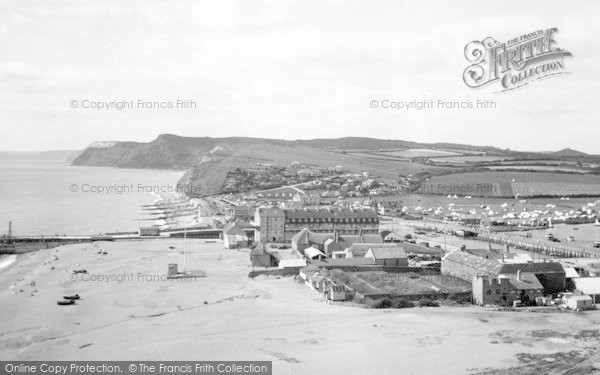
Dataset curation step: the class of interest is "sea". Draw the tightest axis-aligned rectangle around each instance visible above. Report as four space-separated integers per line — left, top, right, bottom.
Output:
0 159 184 236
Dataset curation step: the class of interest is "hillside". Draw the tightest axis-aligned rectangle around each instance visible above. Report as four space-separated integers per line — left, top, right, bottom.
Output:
71 134 507 169
69 134 600 197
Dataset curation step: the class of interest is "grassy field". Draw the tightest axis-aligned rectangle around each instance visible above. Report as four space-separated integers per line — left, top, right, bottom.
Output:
487 165 588 173
376 149 461 158
426 172 600 197
430 155 514 163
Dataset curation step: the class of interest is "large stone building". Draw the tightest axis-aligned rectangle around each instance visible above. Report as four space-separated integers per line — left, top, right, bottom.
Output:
257 207 379 243
256 208 286 242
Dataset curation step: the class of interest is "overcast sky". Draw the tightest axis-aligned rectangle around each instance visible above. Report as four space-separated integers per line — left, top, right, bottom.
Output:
1 0 598 153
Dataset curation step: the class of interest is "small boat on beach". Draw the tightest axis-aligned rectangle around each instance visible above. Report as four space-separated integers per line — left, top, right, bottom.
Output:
57 300 75 306
567 236 575 242
63 294 80 300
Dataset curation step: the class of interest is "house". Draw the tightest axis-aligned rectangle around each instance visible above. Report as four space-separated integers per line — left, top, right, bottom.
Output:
500 262 566 294
223 222 249 249
473 271 544 306
365 246 408 267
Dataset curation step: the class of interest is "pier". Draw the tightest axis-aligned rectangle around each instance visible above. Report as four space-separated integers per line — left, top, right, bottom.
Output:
1 224 225 254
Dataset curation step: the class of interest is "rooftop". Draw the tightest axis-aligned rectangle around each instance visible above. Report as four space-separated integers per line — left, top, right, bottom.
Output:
284 207 378 220
500 262 565 274
501 272 543 290
443 251 504 275
347 243 399 257
367 246 407 260
573 277 600 294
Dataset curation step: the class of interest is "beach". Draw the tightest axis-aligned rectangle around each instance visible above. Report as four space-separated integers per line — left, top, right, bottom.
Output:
2 240 600 373
0 255 17 271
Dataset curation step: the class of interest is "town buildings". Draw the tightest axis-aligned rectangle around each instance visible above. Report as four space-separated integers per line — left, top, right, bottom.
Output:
442 251 566 294
290 228 382 256
257 207 379 242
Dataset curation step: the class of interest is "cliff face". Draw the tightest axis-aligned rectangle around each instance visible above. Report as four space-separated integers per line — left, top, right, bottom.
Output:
71 135 222 169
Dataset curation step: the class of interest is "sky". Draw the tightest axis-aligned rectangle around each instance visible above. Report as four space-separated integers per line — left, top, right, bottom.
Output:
0 0 598 153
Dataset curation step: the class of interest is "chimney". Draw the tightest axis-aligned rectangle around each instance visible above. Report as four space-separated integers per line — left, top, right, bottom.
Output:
334 231 339 243
516 269 521 282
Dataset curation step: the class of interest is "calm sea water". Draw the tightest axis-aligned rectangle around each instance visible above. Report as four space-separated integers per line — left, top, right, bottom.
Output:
0 160 183 236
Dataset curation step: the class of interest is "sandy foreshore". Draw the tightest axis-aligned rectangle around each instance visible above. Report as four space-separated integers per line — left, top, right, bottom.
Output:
1 240 600 374
0 254 17 271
